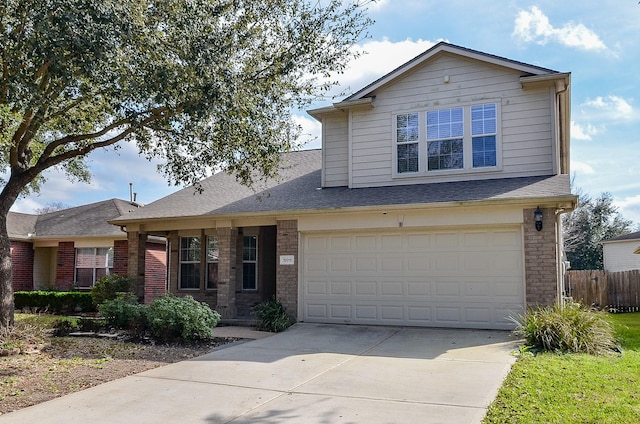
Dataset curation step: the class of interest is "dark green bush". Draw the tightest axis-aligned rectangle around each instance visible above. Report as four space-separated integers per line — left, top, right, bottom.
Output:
52 318 78 336
145 294 221 342
14 291 96 314
254 297 294 333
77 317 107 333
91 275 134 305
511 302 617 355
98 293 146 330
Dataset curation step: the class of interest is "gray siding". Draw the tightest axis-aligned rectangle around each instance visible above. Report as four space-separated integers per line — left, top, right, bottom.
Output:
322 113 349 187
332 54 556 188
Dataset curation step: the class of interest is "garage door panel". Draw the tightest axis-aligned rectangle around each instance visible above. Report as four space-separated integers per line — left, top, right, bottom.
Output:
301 228 524 329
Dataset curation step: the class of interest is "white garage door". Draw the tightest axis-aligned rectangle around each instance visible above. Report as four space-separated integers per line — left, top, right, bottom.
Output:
300 227 524 329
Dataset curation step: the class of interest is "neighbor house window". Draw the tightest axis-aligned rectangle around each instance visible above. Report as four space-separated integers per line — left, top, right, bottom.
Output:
393 102 499 175
179 237 200 289
75 247 113 288
242 235 257 290
206 236 219 290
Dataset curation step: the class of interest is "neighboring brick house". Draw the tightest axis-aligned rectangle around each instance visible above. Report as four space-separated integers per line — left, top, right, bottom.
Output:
112 43 578 329
8 199 167 303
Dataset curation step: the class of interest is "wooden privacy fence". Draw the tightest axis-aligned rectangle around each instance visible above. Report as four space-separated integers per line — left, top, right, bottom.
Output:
564 270 640 311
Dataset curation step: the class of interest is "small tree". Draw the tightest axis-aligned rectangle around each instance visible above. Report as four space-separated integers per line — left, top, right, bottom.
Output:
563 190 633 270
0 0 373 327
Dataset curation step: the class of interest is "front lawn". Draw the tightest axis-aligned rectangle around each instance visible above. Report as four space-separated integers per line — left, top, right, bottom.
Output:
484 312 640 423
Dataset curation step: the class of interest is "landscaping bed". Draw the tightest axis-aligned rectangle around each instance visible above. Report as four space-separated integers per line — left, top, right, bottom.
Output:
0 315 239 415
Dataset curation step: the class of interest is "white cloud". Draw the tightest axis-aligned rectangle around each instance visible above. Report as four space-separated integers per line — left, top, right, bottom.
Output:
363 0 389 12
571 161 595 174
614 194 640 225
571 121 598 141
513 6 607 52
321 37 438 99
582 95 634 120
293 114 322 149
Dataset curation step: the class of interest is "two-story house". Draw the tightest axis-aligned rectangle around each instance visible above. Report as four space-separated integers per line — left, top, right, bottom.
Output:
112 42 577 329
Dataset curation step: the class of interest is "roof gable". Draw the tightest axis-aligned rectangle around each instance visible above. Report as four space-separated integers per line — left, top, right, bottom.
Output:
344 41 559 102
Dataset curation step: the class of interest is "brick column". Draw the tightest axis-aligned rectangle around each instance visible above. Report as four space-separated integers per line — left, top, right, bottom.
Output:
216 227 238 318
127 232 147 301
523 207 559 306
56 242 75 290
144 241 167 303
113 240 128 276
10 241 34 291
276 220 298 316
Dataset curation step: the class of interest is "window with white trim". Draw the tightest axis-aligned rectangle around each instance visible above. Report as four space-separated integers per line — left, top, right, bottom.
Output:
206 236 218 290
75 247 113 288
393 102 499 175
427 107 464 170
471 103 497 167
242 235 257 290
396 112 419 173
179 237 200 289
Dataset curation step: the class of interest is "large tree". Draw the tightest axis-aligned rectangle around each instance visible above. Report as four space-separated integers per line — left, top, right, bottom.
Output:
0 0 373 326
563 190 634 270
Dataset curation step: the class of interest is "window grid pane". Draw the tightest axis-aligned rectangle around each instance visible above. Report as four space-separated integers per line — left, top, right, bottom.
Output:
75 247 114 287
427 139 463 170
427 107 463 140
242 236 258 290
397 143 418 173
180 237 201 289
472 136 497 167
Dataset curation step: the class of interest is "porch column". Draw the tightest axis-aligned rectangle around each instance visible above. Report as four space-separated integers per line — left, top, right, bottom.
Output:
216 227 238 318
523 207 559 306
276 220 298 316
127 231 147 302
55 241 75 290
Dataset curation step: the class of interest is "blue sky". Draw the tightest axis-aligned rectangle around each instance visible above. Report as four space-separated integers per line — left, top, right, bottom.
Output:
11 0 640 225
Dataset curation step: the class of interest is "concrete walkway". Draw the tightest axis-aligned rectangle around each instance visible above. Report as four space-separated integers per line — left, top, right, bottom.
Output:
0 324 519 423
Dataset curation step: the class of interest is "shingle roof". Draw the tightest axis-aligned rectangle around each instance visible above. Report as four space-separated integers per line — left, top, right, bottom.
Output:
112 149 574 223
8 199 141 238
603 231 640 243
7 212 38 239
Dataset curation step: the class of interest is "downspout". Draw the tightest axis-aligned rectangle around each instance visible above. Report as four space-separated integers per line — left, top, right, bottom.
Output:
556 208 569 307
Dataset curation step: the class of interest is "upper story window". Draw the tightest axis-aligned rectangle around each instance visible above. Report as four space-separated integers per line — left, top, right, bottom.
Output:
394 102 499 176
179 237 200 290
75 247 113 288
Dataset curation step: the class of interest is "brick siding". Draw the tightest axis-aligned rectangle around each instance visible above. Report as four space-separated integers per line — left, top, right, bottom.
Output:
276 220 298 316
113 240 128 275
144 241 167 303
523 207 559 305
10 241 34 291
55 242 75 290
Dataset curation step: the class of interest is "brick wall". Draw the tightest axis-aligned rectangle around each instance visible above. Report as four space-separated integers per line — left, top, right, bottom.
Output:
127 232 146 301
144 241 167 304
113 240 128 275
216 227 238 318
523 207 559 306
55 242 75 290
276 220 298 316
10 241 34 291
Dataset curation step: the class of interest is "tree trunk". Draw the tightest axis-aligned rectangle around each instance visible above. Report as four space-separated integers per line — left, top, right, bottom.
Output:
0 202 14 328
0 175 31 328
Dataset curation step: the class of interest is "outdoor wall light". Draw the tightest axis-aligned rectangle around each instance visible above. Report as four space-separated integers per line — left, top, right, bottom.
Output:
534 206 543 231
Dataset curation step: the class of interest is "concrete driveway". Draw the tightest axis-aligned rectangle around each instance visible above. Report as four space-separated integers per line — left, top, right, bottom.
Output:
0 324 518 424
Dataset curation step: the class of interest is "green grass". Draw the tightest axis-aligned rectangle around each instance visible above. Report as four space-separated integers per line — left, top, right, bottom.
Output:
485 312 640 423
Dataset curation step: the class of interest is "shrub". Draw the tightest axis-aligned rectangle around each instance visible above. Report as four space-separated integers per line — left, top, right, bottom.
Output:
14 291 96 314
254 297 294 333
145 295 221 342
52 318 78 336
98 293 146 331
511 302 617 355
91 275 134 305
